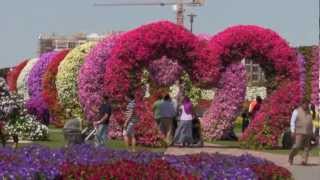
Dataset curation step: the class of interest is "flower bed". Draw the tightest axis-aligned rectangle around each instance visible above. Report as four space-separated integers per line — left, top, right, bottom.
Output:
0 144 292 180
6 60 28 92
0 79 48 141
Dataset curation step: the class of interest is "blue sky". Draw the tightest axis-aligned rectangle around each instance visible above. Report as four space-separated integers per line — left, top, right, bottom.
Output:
0 0 318 68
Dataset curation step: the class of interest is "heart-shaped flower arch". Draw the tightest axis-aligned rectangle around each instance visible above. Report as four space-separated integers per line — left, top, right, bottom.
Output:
104 21 220 146
103 21 302 148
208 25 301 148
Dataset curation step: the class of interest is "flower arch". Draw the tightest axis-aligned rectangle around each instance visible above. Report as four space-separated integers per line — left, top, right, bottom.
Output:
104 21 220 146
26 52 58 123
104 21 301 148
42 49 70 127
56 42 96 119
16 58 38 100
6 59 29 92
208 25 301 148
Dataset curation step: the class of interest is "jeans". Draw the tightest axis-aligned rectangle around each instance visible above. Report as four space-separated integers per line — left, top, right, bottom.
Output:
95 124 108 147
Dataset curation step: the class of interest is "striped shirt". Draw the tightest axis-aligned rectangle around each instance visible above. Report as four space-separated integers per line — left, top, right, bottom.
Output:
125 100 138 123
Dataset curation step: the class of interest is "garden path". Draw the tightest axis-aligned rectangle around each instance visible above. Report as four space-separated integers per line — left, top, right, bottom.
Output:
165 143 320 180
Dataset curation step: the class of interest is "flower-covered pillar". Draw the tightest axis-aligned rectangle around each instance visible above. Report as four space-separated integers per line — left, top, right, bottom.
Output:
42 50 70 127
6 60 29 93
56 42 96 128
311 47 319 108
78 34 123 138
26 52 58 124
201 62 246 140
16 58 38 100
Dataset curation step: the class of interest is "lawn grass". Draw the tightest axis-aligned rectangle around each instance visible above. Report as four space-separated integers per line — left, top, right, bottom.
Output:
28 127 165 153
18 124 320 156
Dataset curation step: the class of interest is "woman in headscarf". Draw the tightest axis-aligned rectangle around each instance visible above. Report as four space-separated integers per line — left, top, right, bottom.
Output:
173 96 194 147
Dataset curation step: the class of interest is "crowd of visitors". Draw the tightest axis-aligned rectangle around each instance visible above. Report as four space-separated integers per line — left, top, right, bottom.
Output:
152 94 202 147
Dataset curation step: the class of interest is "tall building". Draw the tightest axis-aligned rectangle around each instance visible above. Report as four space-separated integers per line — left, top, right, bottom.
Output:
38 32 115 55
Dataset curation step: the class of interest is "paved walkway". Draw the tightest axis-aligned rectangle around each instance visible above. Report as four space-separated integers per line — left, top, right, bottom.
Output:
165 143 320 180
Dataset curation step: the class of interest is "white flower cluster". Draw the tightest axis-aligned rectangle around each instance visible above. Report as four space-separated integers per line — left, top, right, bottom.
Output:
56 42 95 119
5 115 49 141
16 58 38 100
1 78 48 141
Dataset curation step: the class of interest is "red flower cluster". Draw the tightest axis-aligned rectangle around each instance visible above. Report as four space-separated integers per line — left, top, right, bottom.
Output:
60 159 196 179
42 50 69 127
6 60 28 92
250 164 292 180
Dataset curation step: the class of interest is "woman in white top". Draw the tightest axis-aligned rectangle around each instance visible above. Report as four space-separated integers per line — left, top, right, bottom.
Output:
173 96 194 147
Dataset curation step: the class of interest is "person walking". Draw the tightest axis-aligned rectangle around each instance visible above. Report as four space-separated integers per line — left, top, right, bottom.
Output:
158 94 176 145
173 96 194 147
123 94 139 152
288 101 313 165
310 103 319 147
241 108 249 133
249 96 262 118
152 95 162 127
94 96 112 147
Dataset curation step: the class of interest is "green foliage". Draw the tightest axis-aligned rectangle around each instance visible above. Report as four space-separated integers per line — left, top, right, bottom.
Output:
181 72 203 104
0 67 10 78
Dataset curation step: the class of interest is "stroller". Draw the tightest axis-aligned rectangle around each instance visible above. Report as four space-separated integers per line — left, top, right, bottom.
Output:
63 118 96 147
192 117 204 147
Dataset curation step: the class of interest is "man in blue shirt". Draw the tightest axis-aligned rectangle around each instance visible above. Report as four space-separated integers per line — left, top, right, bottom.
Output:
94 96 112 147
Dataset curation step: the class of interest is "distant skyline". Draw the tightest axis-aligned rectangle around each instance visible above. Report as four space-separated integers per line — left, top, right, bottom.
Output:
0 0 318 68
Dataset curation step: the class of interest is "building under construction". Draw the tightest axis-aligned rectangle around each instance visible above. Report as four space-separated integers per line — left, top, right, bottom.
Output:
37 32 115 55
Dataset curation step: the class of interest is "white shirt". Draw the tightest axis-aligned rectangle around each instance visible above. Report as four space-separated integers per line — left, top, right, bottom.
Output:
290 108 317 134
290 109 298 133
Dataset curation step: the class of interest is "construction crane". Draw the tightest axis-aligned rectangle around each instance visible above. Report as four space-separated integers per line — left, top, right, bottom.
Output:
94 0 206 26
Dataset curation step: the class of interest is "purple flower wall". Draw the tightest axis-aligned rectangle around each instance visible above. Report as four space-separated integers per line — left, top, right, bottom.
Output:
297 53 306 99
201 62 246 140
311 47 319 106
78 34 122 138
26 52 58 122
148 56 182 86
